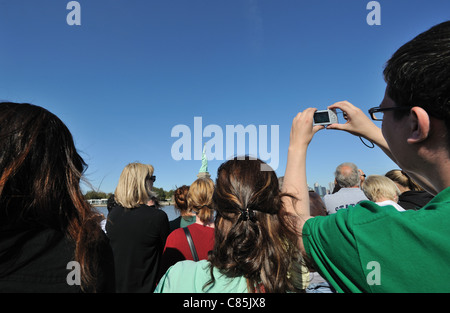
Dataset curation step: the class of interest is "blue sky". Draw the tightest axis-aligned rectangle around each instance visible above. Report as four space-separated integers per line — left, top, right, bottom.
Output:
1 0 449 193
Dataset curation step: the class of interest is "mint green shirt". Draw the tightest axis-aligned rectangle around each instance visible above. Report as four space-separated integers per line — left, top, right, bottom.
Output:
154 260 249 293
303 187 450 292
180 215 196 228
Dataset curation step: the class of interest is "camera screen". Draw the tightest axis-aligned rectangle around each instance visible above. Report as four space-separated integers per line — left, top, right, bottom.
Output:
313 111 330 123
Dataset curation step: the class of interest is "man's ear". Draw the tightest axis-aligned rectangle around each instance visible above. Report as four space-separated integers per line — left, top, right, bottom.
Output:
407 107 430 144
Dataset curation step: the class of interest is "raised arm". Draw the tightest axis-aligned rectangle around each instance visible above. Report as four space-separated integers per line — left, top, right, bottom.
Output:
281 108 323 252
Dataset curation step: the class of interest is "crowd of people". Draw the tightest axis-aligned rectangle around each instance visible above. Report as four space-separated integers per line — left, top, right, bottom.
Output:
0 20 450 293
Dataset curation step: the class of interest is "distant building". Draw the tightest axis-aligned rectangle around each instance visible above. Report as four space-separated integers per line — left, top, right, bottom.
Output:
329 182 336 193
313 182 327 197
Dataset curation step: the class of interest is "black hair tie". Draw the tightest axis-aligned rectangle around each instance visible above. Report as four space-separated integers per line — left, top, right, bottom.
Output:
239 207 256 222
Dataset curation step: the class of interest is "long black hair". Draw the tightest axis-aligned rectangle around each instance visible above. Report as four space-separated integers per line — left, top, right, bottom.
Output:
0 102 105 291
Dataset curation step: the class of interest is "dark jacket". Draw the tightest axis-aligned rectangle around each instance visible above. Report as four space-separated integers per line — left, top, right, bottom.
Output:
106 204 169 292
398 190 434 211
0 225 115 292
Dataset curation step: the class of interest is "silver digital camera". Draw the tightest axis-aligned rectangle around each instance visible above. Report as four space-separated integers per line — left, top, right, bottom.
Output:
313 109 338 126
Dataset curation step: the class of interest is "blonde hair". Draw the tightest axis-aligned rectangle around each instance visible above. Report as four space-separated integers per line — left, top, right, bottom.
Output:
187 177 214 224
385 169 424 191
362 175 401 202
114 162 154 209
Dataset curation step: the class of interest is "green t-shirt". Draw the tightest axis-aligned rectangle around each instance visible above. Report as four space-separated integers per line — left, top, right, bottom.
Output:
154 260 249 293
303 186 450 293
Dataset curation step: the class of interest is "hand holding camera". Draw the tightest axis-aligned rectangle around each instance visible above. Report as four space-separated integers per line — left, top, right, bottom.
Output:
326 101 380 139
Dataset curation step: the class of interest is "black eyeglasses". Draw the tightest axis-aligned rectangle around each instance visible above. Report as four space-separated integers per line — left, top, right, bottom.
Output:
368 106 411 121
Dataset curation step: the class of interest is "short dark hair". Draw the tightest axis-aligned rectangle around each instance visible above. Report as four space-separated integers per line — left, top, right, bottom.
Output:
383 21 450 126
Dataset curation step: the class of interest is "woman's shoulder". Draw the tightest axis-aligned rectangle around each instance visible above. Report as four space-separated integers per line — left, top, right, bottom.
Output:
132 204 169 222
173 259 208 271
154 260 210 293
188 222 215 234
155 260 248 293
166 226 186 241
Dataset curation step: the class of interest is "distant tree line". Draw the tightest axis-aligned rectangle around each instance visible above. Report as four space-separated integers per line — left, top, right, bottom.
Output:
84 191 112 200
152 187 175 202
84 187 175 202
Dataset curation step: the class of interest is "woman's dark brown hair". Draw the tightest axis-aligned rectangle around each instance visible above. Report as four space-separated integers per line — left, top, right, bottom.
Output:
206 156 305 293
173 185 190 213
0 102 105 291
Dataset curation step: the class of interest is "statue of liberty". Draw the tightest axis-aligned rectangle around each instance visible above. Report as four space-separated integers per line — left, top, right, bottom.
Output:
197 144 211 178
199 144 208 173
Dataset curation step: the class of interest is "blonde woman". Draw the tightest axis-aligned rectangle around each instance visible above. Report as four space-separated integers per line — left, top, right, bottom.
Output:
106 162 169 292
385 169 433 210
362 175 405 211
158 177 215 280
